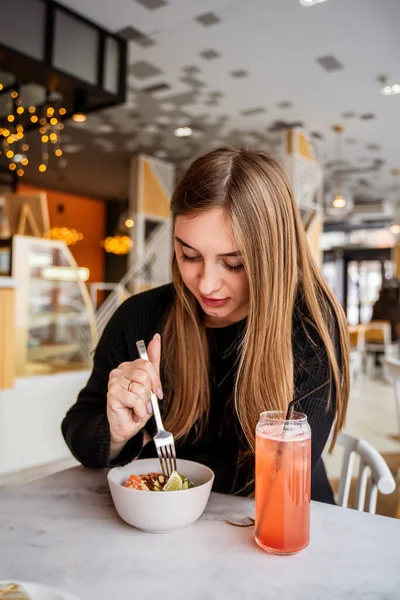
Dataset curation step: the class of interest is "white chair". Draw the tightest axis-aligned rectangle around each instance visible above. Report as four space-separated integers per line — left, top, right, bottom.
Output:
336 432 396 514
384 357 400 440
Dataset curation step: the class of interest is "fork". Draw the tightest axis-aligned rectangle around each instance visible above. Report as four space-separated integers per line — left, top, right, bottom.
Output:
136 339 177 477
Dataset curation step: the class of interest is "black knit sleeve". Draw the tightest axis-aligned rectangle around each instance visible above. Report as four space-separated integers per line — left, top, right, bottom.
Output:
293 315 338 473
61 285 174 468
61 299 143 468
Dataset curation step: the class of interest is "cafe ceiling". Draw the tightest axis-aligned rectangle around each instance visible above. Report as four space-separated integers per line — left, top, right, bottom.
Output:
9 0 400 211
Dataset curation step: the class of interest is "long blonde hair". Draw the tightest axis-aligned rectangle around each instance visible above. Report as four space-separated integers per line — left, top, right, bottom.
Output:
163 147 350 452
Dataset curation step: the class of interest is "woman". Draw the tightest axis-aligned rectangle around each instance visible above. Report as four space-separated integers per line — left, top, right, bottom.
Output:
62 148 350 502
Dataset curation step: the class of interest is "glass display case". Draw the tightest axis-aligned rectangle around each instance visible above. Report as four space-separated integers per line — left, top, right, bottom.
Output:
11 235 97 376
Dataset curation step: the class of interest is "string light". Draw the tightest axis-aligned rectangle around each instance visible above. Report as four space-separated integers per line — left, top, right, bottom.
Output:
44 227 84 246
0 83 3 91
125 218 134 228
101 235 133 255
1 94 66 178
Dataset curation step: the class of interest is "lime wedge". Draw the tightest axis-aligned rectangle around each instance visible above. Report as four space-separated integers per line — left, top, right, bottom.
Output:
163 470 183 492
181 475 194 489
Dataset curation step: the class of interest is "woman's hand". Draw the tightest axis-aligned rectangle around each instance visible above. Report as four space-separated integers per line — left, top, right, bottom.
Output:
107 333 162 459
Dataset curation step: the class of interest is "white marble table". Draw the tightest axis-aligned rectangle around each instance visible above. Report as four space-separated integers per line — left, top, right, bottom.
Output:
1 467 399 600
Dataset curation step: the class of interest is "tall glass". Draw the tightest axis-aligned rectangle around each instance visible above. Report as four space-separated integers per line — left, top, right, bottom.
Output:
255 411 311 555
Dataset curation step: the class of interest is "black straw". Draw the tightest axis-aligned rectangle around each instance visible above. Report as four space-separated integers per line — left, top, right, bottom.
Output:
284 379 330 423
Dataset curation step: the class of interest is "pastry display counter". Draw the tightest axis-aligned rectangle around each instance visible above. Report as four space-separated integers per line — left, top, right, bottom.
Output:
0 236 98 480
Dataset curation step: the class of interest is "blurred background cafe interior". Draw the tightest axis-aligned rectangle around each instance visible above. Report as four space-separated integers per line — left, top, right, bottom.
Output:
0 0 400 519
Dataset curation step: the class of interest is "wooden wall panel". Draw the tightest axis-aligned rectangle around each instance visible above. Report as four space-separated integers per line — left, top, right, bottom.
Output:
0 287 15 388
18 184 106 283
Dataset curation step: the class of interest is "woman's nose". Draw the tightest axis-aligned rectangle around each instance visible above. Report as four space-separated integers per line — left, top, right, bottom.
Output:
198 263 222 296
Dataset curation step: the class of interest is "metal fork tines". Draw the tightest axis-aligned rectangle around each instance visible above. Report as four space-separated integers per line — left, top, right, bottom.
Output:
135 340 177 477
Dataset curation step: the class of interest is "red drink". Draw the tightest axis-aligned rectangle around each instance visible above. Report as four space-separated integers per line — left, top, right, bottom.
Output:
255 411 311 555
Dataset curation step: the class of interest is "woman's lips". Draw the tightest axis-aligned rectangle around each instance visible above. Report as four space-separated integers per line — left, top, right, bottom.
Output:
200 295 229 308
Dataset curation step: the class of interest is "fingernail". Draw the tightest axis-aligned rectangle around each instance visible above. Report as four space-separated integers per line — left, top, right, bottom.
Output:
153 333 161 341
146 402 153 415
156 388 164 400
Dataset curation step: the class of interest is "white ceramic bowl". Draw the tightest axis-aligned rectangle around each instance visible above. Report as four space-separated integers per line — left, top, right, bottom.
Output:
107 458 214 533
0 581 80 600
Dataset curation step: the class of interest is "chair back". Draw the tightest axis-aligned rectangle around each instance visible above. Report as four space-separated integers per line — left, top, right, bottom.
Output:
336 432 396 514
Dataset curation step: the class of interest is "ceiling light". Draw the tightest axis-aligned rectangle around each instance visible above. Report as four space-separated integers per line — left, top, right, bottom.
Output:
378 75 400 96
381 85 400 96
333 194 346 209
42 266 89 281
63 144 82 154
97 124 115 134
174 126 193 137
71 112 87 123
299 0 327 5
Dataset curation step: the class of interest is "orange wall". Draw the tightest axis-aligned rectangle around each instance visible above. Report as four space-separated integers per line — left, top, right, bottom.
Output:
17 183 106 283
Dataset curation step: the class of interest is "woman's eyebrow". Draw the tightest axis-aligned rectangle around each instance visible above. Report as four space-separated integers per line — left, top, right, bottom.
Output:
175 236 241 257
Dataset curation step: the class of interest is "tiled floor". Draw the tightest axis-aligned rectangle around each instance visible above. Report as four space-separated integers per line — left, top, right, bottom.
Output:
323 368 400 480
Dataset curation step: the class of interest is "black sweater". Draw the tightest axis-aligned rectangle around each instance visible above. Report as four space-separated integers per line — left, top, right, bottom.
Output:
62 284 337 501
